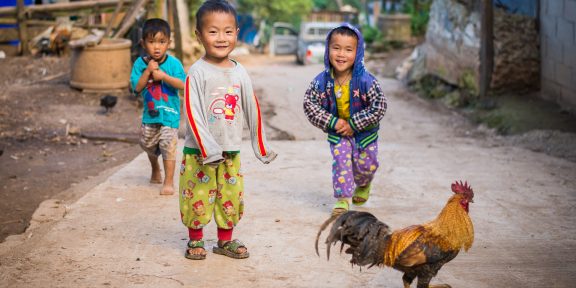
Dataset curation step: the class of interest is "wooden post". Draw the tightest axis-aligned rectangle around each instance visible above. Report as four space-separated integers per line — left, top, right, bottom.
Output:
0 0 135 15
479 0 494 98
169 0 183 62
16 0 28 55
104 0 125 38
113 0 149 39
373 0 381 27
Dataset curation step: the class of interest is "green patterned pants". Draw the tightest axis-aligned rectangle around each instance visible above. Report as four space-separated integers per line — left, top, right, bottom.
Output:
179 149 244 229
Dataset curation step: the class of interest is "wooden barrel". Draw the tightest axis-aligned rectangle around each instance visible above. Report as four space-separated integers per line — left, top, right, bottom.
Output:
70 38 132 90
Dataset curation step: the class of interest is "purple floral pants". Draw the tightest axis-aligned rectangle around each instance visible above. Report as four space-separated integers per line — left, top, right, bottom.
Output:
330 137 379 198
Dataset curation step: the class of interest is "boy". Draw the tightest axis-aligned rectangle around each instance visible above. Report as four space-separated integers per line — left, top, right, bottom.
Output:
130 18 186 195
180 0 277 260
303 23 387 215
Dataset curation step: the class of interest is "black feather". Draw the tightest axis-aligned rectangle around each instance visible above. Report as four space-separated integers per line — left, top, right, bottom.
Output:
100 95 118 113
317 211 390 268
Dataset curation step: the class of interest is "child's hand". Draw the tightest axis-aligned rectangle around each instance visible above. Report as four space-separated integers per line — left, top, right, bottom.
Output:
334 118 347 131
335 119 354 137
151 69 167 81
146 60 159 73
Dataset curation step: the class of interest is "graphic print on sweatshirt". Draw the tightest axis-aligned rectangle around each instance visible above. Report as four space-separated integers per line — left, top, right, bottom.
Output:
208 85 241 124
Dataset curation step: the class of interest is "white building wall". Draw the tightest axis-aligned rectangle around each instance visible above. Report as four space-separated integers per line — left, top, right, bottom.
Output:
541 0 576 110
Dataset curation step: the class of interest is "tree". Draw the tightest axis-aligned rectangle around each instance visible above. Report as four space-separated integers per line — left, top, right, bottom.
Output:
313 0 361 11
237 0 313 25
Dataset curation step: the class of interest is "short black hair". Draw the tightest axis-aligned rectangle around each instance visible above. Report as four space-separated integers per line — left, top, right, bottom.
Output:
195 0 238 31
142 18 171 40
329 26 358 42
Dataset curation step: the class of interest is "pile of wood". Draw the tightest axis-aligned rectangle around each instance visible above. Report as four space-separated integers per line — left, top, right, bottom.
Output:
0 0 153 56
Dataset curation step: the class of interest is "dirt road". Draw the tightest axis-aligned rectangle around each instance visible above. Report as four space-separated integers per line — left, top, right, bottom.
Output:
0 56 143 241
0 56 575 287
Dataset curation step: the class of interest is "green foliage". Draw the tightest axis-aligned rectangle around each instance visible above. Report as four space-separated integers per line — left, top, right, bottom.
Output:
412 75 455 100
313 0 361 11
187 0 203 29
458 70 478 96
475 112 510 134
237 0 313 26
403 0 432 36
361 24 383 45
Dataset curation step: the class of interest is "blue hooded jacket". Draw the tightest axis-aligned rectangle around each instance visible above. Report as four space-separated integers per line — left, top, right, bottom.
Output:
303 23 387 148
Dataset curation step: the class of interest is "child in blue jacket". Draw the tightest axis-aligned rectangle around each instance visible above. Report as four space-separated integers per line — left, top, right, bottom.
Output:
303 23 387 215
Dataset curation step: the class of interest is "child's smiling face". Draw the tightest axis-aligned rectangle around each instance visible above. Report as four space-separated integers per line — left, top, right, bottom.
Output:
142 32 170 62
328 33 358 76
195 11 238 67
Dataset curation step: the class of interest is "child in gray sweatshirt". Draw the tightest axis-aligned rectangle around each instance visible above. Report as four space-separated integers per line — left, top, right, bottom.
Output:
179 0 276 261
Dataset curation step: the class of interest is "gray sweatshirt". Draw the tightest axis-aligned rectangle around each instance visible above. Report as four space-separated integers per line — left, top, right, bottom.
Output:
184 58 276 164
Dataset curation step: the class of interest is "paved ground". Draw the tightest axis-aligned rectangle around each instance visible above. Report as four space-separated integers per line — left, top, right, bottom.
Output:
1 58 575 288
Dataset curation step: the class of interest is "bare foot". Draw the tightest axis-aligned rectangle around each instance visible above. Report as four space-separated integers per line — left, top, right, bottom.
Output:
160 185 174 195
187 247 207 257
148 155 163 184
150 166 162 183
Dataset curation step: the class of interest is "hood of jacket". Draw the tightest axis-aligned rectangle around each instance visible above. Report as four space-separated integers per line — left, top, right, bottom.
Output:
323 22 366 77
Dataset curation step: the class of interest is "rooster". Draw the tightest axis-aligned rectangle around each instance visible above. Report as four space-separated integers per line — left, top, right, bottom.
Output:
316 181 474 288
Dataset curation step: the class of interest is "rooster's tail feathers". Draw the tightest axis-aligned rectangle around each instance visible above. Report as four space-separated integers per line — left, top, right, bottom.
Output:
317 211 391 267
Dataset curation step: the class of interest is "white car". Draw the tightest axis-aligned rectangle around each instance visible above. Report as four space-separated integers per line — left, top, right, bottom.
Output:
268 22 298 56
269 21 340 65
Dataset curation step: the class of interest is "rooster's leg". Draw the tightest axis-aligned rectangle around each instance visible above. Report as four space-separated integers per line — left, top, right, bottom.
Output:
402 272 416 288
416 275 453 288
416 275 432 288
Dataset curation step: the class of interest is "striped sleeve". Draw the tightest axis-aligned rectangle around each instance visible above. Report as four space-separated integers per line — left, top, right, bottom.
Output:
184 75 224 164
349 79 387 132
303 80 336 132
240 70 277 164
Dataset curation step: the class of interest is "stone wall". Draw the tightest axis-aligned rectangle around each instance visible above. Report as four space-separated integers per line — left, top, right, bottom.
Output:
420 0 480 88
492 9 540 92
541 0 576 110
416 0 540 94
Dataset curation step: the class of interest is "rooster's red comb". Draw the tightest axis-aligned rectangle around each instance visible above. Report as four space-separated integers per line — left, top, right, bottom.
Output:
451 180 473 198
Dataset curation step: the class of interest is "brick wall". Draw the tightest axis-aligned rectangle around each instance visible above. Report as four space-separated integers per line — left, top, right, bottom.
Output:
541 0 576 110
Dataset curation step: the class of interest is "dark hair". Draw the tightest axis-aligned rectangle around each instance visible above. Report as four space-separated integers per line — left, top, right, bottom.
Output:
329 26 358 41
142 18 171 40
195 0 237 31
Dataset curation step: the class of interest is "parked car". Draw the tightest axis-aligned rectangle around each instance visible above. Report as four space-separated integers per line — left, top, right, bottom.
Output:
269 21 340 65
296 21 340 65
268 22 298 56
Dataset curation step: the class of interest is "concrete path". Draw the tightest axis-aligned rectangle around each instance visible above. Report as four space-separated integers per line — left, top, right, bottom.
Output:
1 59 575 288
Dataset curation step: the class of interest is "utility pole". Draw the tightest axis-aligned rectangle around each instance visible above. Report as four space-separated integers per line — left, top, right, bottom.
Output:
479 0 494 98
169 0 183 62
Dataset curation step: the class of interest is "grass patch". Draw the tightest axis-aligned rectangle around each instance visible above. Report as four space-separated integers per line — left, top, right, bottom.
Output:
470 94 576 135
410 76 576 135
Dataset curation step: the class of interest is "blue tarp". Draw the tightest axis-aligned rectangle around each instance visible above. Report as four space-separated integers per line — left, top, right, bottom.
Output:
237 14 258 45
0 0 34 45
495 0 538 17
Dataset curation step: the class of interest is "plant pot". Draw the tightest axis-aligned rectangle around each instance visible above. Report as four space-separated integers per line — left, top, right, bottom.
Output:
70 38 132 90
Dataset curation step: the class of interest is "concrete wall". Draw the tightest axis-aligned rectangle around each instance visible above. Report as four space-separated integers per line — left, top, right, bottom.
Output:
541 0 576 110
